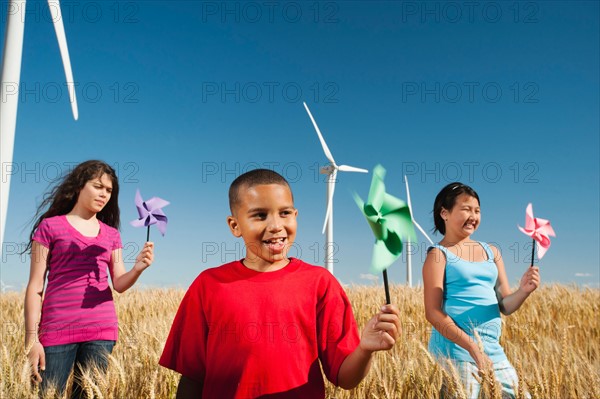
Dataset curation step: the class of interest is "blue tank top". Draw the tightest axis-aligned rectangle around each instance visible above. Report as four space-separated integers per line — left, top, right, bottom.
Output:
427 242 508 363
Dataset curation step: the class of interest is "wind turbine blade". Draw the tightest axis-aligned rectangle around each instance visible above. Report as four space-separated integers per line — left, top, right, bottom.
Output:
48 0 78 120
414 220 434 245
303 102 335 165
322 169 337 234
338 164 368 173
405 175 434 245
0 0 26 258
404 175 415 218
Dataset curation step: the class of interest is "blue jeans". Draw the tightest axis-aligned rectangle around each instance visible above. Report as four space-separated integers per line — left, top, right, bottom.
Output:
41 340 115 399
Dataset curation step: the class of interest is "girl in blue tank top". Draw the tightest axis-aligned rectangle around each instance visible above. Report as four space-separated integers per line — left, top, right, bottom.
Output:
423 182 540 398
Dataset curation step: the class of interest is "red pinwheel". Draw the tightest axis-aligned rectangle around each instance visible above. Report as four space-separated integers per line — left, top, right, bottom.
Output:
518 203 555 266
130 189 169 241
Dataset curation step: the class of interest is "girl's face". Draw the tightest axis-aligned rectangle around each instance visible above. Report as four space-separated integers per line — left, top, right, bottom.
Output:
76 173 113 215
441 194 480 238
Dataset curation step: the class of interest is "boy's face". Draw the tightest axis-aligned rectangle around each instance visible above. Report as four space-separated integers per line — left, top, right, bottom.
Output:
227 183 298 271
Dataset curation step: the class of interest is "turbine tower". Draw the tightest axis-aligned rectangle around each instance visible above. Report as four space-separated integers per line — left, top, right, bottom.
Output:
0 0 78 257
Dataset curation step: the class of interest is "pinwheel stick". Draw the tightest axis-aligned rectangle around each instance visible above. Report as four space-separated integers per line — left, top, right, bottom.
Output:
147 226 150 242
382 270 391 305
530 238 535 267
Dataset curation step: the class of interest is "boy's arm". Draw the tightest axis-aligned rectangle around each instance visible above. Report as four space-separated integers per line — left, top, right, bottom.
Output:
176 376 203 399
337 304 401 389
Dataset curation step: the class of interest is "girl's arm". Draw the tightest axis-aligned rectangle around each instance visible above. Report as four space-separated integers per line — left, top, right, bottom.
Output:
337 304 401 389
24 241 48 383
423 248 490 369
491 245 540 315
109 242 154 293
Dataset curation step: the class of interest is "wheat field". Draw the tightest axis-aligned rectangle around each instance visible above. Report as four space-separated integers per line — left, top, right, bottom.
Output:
1 284 598 398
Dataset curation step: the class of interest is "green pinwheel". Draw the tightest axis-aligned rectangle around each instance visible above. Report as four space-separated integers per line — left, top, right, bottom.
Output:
354 164 416 278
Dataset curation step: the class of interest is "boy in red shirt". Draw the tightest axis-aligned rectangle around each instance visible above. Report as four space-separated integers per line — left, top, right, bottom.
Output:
159 169 401 398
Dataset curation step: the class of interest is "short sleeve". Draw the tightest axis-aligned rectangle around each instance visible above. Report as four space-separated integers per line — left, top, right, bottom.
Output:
159 276 208 383
316 277 360 386
112 230 123 251
32 219 52 248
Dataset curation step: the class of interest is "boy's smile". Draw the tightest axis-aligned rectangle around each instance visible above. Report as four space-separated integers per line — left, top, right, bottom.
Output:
227 183 298 272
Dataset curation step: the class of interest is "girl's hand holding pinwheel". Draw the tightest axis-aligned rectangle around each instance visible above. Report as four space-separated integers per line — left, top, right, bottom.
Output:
133 242 155 273
519 265 540 294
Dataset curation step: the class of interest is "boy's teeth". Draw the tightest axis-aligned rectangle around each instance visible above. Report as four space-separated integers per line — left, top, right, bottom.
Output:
264 238 285 243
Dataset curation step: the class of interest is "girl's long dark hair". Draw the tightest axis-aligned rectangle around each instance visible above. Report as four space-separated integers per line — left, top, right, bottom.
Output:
25 160 120 252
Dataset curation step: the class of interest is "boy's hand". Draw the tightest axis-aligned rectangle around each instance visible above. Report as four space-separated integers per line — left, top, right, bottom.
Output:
359 304 401 352
134 242 154 272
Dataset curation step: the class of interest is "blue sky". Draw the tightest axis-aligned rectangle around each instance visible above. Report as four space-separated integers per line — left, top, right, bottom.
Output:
1 1 598 291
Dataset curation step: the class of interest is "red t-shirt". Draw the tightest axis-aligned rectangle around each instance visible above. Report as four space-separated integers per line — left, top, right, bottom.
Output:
159 258 360 398
33 215 122 346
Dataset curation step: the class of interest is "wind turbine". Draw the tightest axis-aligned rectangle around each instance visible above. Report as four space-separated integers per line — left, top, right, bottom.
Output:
404 175 434 287
303 102 368 274
0 0 78 257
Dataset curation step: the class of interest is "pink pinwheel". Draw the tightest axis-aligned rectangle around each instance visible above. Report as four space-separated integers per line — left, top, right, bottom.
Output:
518 203 555 264
130 190 170 241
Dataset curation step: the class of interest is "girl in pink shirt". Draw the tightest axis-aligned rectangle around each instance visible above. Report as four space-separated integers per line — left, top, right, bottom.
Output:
24 160 154 398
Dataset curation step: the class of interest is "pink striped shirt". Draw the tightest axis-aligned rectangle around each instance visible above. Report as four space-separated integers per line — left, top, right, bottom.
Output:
33 215 122 346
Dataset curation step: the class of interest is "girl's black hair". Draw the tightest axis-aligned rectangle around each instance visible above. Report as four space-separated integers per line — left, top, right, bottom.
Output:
24 160 120 252
433 182 480 235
